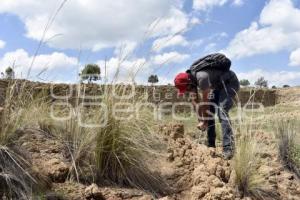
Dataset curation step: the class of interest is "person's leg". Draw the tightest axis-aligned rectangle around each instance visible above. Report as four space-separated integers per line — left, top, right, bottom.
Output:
206 90 219 147
218 91 234 153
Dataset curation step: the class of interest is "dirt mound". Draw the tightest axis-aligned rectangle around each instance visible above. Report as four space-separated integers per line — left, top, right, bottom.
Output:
158 124 234 200
254 131 300 199
276 87 300 104
17 129 70 183
158 124 300 200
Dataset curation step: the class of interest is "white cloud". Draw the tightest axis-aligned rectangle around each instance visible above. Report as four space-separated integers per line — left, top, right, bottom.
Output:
289 48 300 67
233 0 244 6
113 41 137 60
193 0 244 11
152 51 190 65
190 39 204 47
0 0 190 51
190 17 201 25
193 0 228 11
96 57 149 83
204 43 217 53
0 49 78 78
152 35 188 52
0 40 5 49
224 0 300 59
149 7 189 37
237 69 300 86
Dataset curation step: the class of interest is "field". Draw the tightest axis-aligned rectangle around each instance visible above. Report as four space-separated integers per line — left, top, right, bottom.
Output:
0 80 299 200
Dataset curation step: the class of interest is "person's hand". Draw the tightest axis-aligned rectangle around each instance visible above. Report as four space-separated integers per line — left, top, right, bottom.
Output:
197 121 208 131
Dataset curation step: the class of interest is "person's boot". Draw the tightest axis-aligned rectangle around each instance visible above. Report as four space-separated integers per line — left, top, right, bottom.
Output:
223 145 234 160
206 140 216 148
222 150 234 160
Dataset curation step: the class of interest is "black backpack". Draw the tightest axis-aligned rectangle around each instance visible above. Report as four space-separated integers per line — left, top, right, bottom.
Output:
187 53 231 76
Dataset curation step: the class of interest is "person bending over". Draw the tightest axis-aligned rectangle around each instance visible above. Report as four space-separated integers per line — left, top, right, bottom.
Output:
174 53 240 159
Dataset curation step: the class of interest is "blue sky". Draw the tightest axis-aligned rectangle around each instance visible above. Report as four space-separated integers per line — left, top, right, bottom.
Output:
0 0 300 86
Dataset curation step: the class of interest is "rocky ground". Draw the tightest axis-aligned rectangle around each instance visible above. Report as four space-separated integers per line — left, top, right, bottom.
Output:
11 123 300 200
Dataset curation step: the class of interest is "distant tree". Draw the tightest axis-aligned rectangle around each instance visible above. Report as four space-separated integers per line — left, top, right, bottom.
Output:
239 79 250 87
5 67 15 79
79 64 101 83
283 85 290 88
255 77 268 88
148 75 159 85
272 85 277 89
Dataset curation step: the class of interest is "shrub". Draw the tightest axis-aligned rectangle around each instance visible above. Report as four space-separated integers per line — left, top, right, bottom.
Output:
148 75 159 85
5 67 15 79
80 64 101 83
255 77 268 88
239 79 250 87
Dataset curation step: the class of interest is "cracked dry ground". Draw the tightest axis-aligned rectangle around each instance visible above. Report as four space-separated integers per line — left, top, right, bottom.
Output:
15 124 300 200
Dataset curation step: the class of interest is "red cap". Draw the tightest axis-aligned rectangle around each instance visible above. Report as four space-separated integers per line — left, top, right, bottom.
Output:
174 72 190 95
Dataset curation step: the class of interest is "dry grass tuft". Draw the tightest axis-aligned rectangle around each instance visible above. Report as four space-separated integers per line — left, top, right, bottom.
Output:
0 80 50 199
276 120 300 178
30 84 170 196
233 134 279 199
0 146 43 199
94 90 168 195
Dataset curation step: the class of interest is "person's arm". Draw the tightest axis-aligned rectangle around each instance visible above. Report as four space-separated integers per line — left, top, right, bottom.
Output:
190 88 211 131
196 89 211 131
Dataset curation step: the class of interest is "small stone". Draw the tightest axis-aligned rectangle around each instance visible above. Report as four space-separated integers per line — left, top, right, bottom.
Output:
45 192 65 200
170 124 184 139
191 185 210 199
167 152 174 162
210 177 224 188
84 184 105 200
175 160 183 167
281 172 294 180
46 158 69 182
158 196 173 200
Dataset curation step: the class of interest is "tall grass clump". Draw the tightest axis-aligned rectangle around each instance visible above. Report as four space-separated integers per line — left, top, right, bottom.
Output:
276 120 300 178
233 125 279 199
0 146 38 199
94 85 166 193
0 80 48 199
38 83 170 196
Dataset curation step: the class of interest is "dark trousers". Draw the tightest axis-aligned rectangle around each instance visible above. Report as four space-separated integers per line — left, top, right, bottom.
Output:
207 89 234 151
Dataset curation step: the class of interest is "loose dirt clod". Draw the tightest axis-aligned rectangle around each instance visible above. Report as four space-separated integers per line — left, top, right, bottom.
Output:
159 123 234 200
17 129 70 183
85 184 105 200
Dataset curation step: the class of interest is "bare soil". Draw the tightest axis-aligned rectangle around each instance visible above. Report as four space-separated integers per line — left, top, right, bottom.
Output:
11 123 300 200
